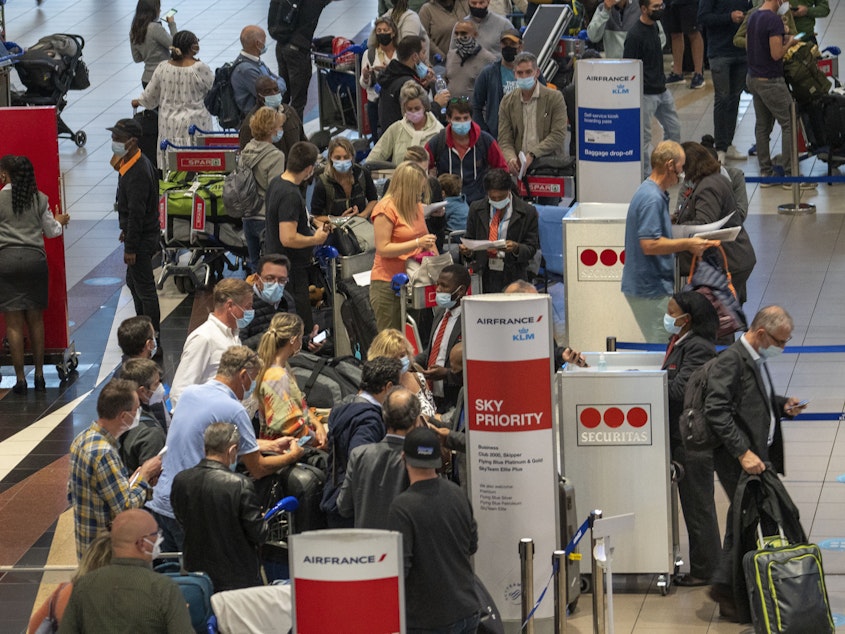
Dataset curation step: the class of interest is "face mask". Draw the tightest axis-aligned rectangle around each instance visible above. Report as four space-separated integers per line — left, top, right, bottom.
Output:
663 313 682 335
149 338 158 359
111 141 128 157
469 6 488 18
516 76 536 91
759 345 783 359
490 195 510 210
229 459 238 472
400 356 411 373
272 128 284 143
405 109 425 124
258 280 284 304
333 159 353 173
415 61 429 80
777 1 789 15
376 33 393 46
127 408 141 431
144 534 164 560
260 43 268 55
242 374 256 401
501 46 518 63
649 8 664 20
263 93 283 109
451 120 471 136
235 308 255 329
149 383 166 405
435 291 456 309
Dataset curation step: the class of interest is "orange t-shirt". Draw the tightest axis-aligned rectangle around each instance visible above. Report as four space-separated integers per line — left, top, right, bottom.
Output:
370 197 427 282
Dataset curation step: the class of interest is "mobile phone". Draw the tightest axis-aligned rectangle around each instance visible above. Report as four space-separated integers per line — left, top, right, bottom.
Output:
794 32 805 40
312 329 328 344
297 435 313 447
787 399 810 410
164 8 177 18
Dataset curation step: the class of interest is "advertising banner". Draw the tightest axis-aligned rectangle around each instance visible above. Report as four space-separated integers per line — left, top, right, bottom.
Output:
463 295 558 629
576 59 643 204
291 529 404 633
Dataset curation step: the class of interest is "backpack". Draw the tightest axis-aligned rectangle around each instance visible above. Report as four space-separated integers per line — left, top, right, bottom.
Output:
783 42 831 106
222 157 263 219
678 356 722 452
267 0 301 45
287 353 362 408
204 59 245 129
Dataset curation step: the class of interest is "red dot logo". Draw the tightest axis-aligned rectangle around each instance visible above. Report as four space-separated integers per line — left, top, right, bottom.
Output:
600 249 617 266
627 407 648 428
580 407 601 428
620 250 626 264
603 407 625 428
580 249 598 266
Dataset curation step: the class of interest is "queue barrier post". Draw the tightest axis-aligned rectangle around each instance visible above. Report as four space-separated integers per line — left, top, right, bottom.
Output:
520 537 536 634
553 550 568 634
590 510 605 634
779 100 816 215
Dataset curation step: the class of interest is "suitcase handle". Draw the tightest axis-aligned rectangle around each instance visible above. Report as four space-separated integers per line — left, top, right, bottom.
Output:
757 523 788 550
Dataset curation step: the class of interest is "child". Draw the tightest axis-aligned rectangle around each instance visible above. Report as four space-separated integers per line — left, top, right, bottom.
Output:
438 173 469 234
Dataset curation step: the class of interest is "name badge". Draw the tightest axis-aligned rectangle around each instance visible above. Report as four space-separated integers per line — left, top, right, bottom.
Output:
489 257 505 271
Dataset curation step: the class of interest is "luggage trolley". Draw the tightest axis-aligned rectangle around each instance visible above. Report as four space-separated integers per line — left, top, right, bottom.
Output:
157 140 246 293
312 44 367 141
391 272 436 356
188 124 241 148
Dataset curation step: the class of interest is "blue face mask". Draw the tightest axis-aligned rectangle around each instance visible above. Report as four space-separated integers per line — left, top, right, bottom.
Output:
263 93 283 109
258 281 284 305
111 141 128 157
242 374 256 401
516 76 536 91
416 61 429 80
451 121 472 136
400 356 411 373
333 159 353 173
229 460 238 472
759 345 783 360
489 195 510 210
235 307 255 329
260 43 268 55
663 313 682 335
435 292 456 309
272 128 284 143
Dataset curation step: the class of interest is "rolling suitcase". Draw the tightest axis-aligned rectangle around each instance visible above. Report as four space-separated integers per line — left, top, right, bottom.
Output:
277 462 328 533
559 475 581 612
156 559 214 634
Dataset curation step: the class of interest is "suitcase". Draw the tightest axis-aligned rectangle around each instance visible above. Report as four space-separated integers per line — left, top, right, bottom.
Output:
743 528 834 634
475 574 505 634
559 475 581 611
158 567 214 634
821 93 845 148
277 462 328 533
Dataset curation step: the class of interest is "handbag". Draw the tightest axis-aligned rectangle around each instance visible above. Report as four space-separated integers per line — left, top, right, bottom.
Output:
34 582 68 634
683 245 747 339
405 252 453 287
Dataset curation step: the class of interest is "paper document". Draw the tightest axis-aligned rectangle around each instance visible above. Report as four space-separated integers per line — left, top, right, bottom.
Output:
518 151 528 180
352 271 372 286
694 226 741 242
671 212 734 239
461 238 506 251
423 201 447 218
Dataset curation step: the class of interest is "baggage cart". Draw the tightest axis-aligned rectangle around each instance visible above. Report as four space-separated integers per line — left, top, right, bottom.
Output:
312 47 366 139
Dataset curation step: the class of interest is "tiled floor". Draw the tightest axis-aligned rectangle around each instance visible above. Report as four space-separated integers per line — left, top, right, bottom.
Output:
2 0 845 631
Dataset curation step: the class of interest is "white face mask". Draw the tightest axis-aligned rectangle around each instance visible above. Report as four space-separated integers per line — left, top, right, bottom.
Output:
777 0 790 15
144 533 164 559
127 408 141 431
149 383 166 405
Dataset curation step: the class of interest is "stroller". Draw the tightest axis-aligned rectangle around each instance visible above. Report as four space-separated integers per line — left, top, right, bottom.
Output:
11 33 90 147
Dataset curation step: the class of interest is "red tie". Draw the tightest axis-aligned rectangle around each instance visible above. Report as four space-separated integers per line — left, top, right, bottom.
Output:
662 334 678 367
487 209 503 257
428 310 452 369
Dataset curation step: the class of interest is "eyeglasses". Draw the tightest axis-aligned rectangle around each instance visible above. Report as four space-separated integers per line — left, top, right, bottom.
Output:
766 330 792 348
261 274 289 284
140 529 161 542
449 96 470 104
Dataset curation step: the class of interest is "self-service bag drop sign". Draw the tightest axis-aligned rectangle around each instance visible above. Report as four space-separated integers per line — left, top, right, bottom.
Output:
463 294 558 626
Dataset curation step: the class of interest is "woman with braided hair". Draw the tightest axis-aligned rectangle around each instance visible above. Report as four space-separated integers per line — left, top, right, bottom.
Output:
0 155 70 394
254 312 328 448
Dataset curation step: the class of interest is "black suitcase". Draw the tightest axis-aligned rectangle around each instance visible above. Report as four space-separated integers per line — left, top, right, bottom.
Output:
278 462 327 533
559 475 581 612
821 93 845 149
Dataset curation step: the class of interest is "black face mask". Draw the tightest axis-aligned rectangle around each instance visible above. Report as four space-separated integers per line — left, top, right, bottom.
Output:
501 46 518 62
376 33 393 46
469 6 488 18
649 8 664 20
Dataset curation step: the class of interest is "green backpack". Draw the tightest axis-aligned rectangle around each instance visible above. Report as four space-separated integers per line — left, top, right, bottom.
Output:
783 42 831 106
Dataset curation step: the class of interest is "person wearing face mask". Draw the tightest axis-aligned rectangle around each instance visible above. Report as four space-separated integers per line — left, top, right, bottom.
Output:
321 357 403 527
361 18 400 144
169 278 254 409
623 0 682 179
460 168 539 293
377 35 433 131
419 0 470 64
370 328 438 418
443 19 496 102
370 0 431 63
497 52 568 176
587 0 666 59
107 119 161 356
312 136 379 222
68 379 164 561
230 25 287 120
414 264 470 412
660 292 721 589
131 30 213 171
59 509 193 633
239 75 307 156
621 141 720 343
705 305 807 620
368 81 444 165
241 254 299 351
171 423 270 592
239 107 288 272
450 0 513 57
118 358 167 474
426 97 508 205
149 346 304 552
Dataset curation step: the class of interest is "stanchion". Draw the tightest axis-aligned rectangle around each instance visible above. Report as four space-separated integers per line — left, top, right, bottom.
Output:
553 550 568 633
605 337 616 352
590 510 605 634
520 537 535 634
779 100 816 215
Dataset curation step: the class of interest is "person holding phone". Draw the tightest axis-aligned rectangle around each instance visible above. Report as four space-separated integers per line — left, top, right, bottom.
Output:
311 136 378 221
787 0 829 45
129 0 177 88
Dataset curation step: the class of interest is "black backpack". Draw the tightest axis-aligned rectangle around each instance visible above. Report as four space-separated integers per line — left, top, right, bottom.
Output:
204 59 245 129
287 353 362 408
267 0 301 45
678 356 723 452
222 156 263 219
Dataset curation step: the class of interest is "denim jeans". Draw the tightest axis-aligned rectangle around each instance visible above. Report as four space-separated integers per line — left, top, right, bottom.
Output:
242 218 264 273
641 91 681 178
709 56 747 151
747 75 793 176
408 612 480 634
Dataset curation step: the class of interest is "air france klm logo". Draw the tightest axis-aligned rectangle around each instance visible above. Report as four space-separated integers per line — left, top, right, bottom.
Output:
513 327 534 342
303 553 388 565
612 83 630 95
585 75 634 82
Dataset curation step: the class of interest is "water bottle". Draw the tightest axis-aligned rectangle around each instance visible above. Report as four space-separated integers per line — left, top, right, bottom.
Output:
435 74 448 115
597 353 607 372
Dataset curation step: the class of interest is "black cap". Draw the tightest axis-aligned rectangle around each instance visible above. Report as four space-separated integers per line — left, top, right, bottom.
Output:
106 118 143 139
403 427 442 469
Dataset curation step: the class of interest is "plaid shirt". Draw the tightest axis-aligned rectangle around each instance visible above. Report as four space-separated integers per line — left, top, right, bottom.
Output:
68 422 150 560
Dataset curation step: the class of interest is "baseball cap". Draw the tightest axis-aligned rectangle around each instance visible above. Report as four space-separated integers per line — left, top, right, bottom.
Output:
403 427 443 469
106 118 143 139
501 29 522 45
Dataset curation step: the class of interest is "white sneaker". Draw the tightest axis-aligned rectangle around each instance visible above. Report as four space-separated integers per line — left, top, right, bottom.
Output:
725 145 746 161
781 182 818 190
717 150 726 164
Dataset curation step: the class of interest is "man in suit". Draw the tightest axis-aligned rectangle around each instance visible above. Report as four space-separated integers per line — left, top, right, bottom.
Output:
415 264 470 413
704 305 807 620
497 52 567 176
460 168 539 293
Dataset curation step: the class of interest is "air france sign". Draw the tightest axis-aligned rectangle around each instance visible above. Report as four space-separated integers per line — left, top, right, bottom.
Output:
576 404 652 446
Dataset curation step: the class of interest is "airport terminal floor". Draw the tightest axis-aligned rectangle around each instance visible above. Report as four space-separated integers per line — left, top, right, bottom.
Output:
2 0 845 631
